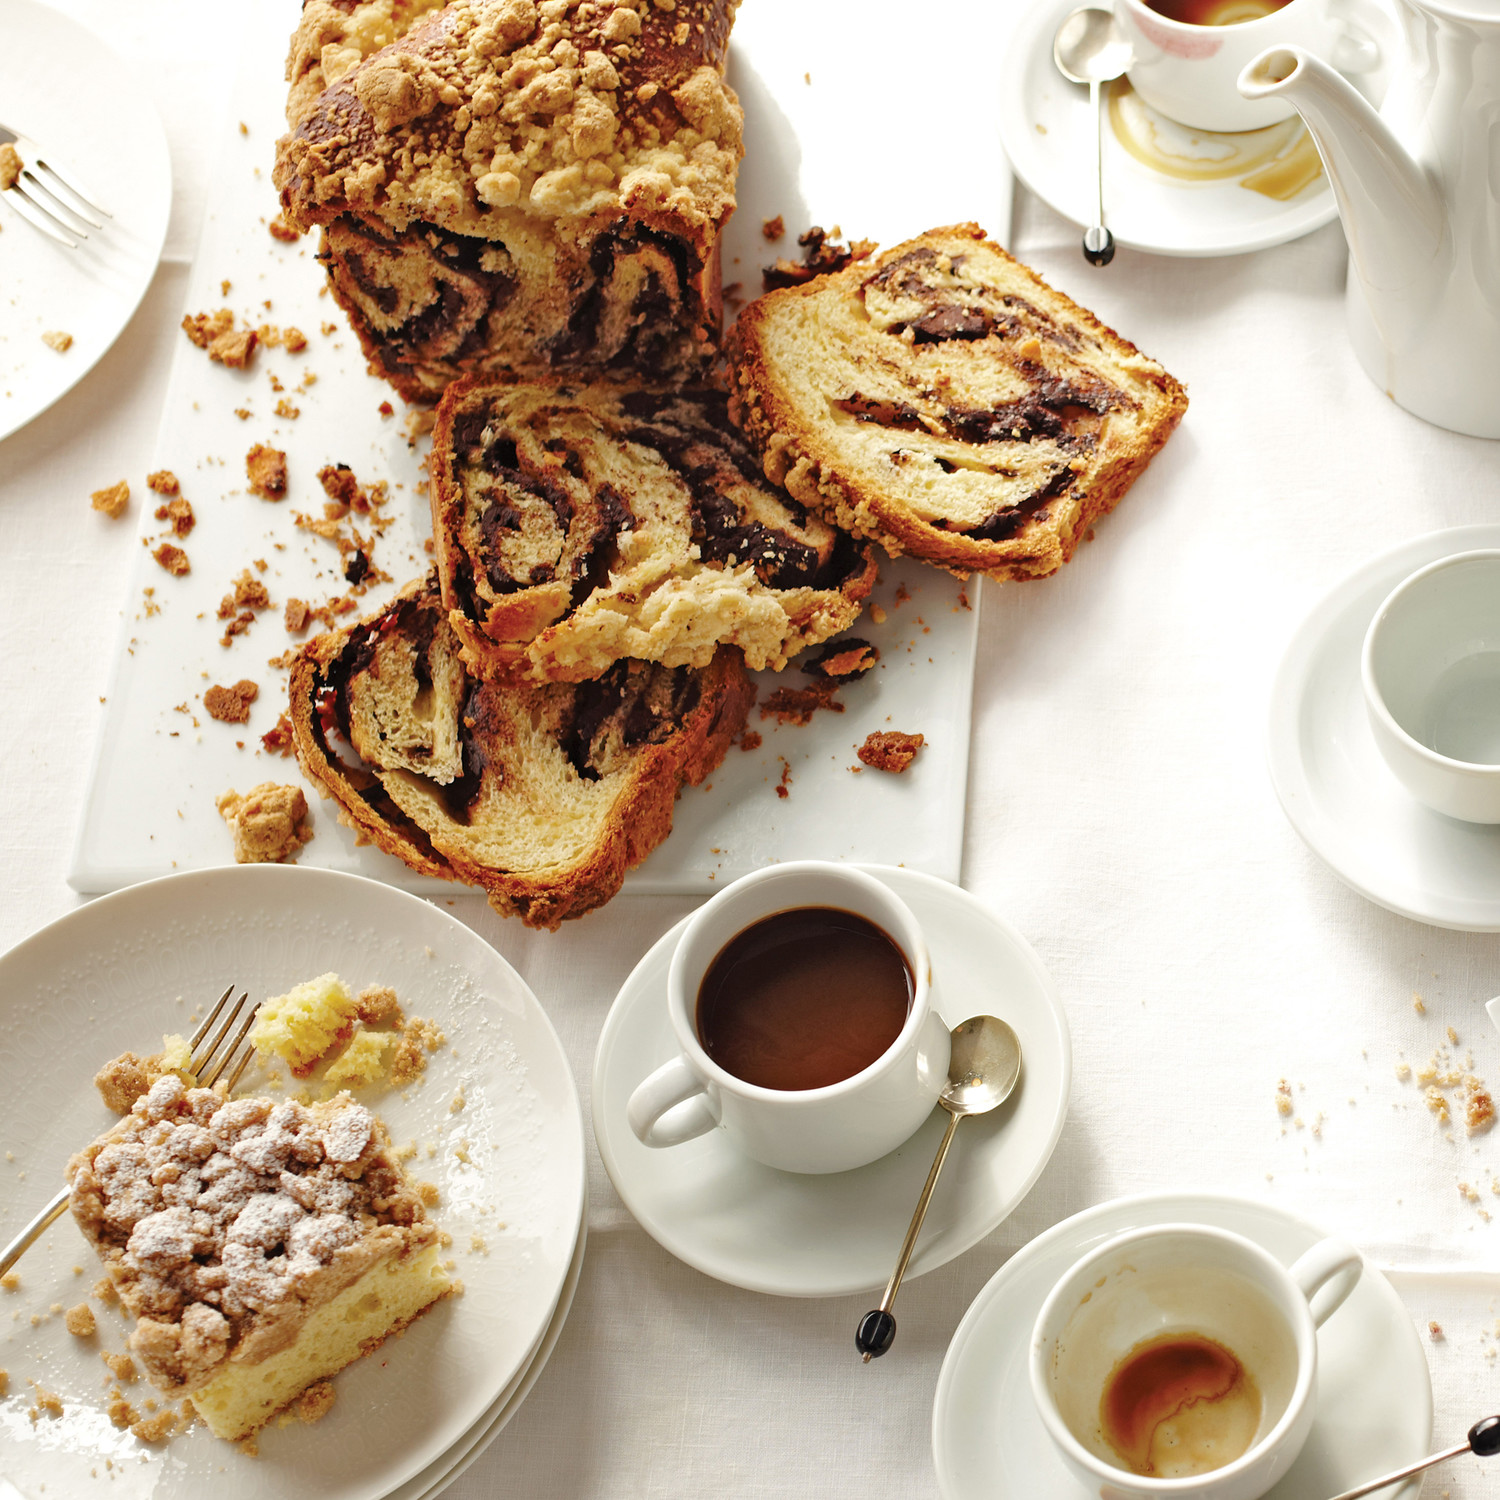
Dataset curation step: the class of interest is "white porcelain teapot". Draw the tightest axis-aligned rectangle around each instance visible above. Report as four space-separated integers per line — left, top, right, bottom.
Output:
1238 1 1500 440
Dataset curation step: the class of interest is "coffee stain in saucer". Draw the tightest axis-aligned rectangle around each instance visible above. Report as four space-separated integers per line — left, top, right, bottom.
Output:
1107 79 1323 200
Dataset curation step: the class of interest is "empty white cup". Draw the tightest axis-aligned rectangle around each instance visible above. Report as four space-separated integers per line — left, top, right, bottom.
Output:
1363 550 1500 824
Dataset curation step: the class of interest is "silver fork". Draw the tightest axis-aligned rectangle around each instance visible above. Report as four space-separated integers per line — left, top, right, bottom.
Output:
0 985 263 1278
0 124 113 250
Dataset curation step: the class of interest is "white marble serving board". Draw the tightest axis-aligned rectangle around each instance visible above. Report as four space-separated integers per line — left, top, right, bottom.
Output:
70 0 1011 899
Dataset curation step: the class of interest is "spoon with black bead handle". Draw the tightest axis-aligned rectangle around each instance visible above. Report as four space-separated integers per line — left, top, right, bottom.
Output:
1053 7 1134 266
1321 1415 1500 1500
856 1016 1022 1361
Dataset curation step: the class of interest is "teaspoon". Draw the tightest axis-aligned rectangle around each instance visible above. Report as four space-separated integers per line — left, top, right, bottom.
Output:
1052 7 1134 266
1324 1414 1500 1500
856 1015 1022 1360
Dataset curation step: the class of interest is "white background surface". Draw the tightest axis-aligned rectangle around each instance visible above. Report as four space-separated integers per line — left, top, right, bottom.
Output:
2 1 1500 1497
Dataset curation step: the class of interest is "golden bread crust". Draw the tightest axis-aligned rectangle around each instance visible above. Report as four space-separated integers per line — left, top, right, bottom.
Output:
725 224 1188 582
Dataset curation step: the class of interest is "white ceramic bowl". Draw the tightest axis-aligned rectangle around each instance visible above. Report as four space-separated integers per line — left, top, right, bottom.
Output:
1362 550 1500 824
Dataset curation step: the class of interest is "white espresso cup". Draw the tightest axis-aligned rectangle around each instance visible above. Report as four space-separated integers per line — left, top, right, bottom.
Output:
1031 1223 1363 1500
625 862 951 1174
1114 0 1375 132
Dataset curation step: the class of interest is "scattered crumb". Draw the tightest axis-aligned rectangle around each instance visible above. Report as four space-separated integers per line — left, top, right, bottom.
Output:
870 603 887 625
1275 1080 1294 1117
378 400 394 418
217 783 312 864
857 731 924 774
101 1352 136 1383
93 1277 118 1305
269 214 298 243
450 1085 467 1114
0 142 22 190
1448 1025 1460 1044
761 214 785 241
1429 1321 1445 1341
390 1016 446 1086
64 1303 96 1338
763 225 875 291
0 1370 7 1396
761 680 843 726
1414 995 1426 1013
1396 1062 1411 1080
297 1382 336 1424
274 398 301 420
204 679 259 723
91 480 129 519
803 638 878 680
152 541 190 576
146 469 180 495
181 308 258 368
131 1407 176 1443
775 757 792 799
418 1180 440 1206
739 729 763 753
246 443 288 500
357 985 404 1027
41 330 72 352
155 496 195 536
0 1273 16 1292
261 712 297 757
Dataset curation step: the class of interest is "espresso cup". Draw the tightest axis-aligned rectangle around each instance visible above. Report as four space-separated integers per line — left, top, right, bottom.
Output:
1030 1223 1362 1500
625 862 951 1174
1114 0 1374 132
1362 550 1500 824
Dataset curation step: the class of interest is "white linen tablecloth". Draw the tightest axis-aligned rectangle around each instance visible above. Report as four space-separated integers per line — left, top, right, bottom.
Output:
2 3 1498 1495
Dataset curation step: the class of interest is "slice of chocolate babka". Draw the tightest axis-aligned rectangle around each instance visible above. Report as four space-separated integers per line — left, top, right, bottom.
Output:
275 0 743 402
725 224 1188 582
430 379 878 682
289 574 753 928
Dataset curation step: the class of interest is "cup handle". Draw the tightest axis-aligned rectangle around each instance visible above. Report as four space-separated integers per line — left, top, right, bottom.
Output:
626 1055 721 1148
1288 1237 1364 1328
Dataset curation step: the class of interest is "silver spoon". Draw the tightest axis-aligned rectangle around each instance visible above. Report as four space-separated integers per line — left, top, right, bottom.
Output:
856 1016 1023 1360
1324 1414 1500 1500
1053 7 1134 266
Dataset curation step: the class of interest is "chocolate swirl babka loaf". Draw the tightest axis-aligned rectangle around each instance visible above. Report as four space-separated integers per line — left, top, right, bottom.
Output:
430 378 878 681
275 0 743 401
726 224 1187 582
289 573 753 927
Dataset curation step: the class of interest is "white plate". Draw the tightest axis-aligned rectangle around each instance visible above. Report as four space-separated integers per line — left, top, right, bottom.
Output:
0 866 585 1500
592 867 1071 1298
68 0 1002 901
397 1207 587 1500
997 0 1391 257
0 0 171 443
932 1192 1432 1500
1267 525 1500 932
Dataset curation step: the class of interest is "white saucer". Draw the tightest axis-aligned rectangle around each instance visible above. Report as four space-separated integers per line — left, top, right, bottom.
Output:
0 0 172 443
933 1192 1432 1500
592 867 1071 1298
996 0 1389 257
398 1206 588 1500
1267 525 1500 932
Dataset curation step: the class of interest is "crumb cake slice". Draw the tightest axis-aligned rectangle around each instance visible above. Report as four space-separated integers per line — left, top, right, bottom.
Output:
68 1076 450 1442
289 573 754 928
275 0 744 401
431 379 878 681
725 223 1188 582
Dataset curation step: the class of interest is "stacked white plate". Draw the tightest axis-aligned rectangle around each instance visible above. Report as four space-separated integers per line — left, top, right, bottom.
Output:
0 867 587 1500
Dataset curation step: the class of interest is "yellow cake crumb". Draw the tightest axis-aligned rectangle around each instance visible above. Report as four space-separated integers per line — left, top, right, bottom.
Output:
1274 1080 1293 1116
251 972 357 1075
297 1382 337 1424
324 1029 393 1088
1414 995 1426 1013
1 1272 19 1292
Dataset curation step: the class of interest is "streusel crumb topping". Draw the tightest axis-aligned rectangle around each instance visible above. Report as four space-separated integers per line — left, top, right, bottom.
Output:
69 1077 434 1394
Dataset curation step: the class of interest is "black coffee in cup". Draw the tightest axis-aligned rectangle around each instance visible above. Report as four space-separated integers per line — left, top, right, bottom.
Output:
695 907 913 1091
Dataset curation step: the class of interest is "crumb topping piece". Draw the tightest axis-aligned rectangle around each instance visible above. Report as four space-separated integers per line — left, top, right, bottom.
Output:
246 444 288 500
147 470 181 495
217 783 312 864
41 330 73 352
204 680 259 724
65 1302 97 1337
0 143 22 190
856 731 924 774
91 481 130 519
153 542 191 576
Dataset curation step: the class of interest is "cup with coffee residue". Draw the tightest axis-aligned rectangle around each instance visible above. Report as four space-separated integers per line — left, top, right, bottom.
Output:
626 862 951 1174
1030 1222 1362 1500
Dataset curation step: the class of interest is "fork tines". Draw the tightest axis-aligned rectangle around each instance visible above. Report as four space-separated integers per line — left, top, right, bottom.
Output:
1 132 113 249
187 986 264 1093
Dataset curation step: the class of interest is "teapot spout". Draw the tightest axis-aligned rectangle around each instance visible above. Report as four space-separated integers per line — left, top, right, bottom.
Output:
1239 47 1444 296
